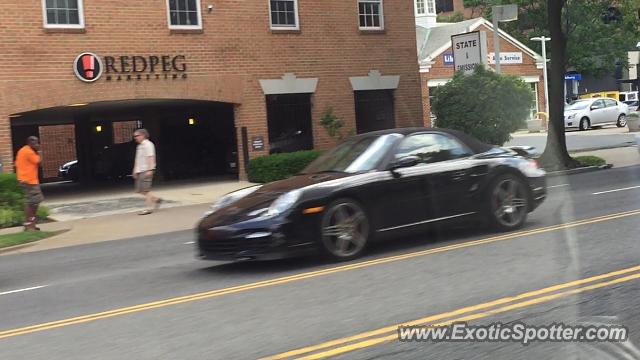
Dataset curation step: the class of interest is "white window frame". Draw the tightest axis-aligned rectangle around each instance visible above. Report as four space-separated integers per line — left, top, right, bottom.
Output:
415 0 425 15
41 0 85 29
358 0 384 31
426 0 436 14
166 0 203 30
268 0 300 31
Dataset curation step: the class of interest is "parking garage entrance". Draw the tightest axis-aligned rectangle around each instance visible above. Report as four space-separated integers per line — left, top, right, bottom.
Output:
10 99 238 184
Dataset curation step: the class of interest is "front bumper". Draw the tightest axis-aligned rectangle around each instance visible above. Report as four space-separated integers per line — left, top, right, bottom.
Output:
197 217 319 261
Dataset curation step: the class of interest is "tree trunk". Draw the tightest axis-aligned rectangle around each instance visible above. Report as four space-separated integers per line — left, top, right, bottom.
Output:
539 0 580 171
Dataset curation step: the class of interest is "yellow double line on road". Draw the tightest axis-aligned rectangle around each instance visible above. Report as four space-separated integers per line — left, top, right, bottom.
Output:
264 264 640 360
1 208 640 340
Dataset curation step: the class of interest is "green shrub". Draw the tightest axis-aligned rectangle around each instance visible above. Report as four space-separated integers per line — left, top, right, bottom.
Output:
248 150 322 183
0 173 49 228
573 155 606 167
431 65 535 145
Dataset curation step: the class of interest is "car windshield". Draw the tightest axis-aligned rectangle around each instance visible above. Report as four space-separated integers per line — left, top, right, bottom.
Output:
302 134 402 174
566 100 590 110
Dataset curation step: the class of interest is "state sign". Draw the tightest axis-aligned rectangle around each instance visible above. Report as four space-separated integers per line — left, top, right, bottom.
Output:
451 31 488 75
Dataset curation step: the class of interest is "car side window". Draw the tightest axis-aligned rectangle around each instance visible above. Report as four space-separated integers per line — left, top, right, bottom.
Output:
592 100 605 109
604 99 617 107
394 133 472 164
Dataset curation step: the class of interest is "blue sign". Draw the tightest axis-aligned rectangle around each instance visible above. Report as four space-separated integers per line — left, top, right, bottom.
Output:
565 73 582 81
443 52 454 65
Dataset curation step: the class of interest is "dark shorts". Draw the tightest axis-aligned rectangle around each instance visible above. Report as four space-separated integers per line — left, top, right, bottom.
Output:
21 183 44 205
135 172 153 193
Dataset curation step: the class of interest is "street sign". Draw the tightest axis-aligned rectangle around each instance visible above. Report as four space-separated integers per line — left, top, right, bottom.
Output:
443 52 454 65
564 73 582 81
451 31 488 74
488 52 523 64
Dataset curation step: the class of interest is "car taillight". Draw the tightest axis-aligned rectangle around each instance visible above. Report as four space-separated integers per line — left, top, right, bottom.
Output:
531 159 539 169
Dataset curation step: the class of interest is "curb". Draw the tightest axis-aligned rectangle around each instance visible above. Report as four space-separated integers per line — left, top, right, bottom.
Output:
0 241 38 255
0 229 71 255
545 165 610 178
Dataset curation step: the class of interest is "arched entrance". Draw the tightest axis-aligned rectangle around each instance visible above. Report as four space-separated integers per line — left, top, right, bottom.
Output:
10 99 238 184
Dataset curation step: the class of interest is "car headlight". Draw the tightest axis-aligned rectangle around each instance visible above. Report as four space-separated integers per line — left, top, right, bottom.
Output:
264 189 302 218
204 185 262 216
567 114 576 119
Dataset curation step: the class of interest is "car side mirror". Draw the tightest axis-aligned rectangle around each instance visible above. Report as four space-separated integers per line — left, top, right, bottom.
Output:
590 105 600 111
389 156 420 171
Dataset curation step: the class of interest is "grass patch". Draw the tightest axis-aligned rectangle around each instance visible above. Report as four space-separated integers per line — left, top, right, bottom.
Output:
0 231 53 249
573 155 606 167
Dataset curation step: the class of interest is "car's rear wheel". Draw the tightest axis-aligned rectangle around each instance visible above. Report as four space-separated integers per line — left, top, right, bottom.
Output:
579 117 590 131
487 174 530 231
617 114 627 128
320 199 370 260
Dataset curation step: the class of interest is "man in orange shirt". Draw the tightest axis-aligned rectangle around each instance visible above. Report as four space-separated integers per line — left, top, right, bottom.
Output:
15 136 44 231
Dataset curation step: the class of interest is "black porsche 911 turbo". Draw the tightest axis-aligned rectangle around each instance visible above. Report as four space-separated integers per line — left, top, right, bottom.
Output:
197 128 546 261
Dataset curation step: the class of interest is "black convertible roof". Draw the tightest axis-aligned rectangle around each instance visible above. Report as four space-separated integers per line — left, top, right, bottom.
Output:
353 127 495 155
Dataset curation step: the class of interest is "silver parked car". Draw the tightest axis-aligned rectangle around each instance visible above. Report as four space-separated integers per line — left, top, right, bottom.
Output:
564 97 629 130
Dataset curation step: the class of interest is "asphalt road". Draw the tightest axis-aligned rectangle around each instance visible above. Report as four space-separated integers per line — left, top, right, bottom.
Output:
1 165 640 360
506 128 639 152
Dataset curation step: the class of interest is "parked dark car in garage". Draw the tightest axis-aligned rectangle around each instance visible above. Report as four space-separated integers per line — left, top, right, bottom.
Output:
197 128 546 261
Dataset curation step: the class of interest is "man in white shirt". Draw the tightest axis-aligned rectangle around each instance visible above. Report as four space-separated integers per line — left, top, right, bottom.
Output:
132 129 162 215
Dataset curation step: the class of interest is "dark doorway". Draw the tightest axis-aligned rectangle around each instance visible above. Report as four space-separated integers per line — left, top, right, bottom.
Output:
354 90 395 134
10 99 238 184
266 93 314 154
158 105 236 180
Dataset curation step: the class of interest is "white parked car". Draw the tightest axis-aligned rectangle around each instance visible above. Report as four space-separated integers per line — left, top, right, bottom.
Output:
564 97 629 130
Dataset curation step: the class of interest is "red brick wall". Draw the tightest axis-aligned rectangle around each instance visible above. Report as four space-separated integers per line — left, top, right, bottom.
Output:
421 24 545 125
0 0 423 178
39 125 76 179
113 121 138 144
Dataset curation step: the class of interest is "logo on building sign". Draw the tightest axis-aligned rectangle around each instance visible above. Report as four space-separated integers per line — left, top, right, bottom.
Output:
73 53 188 83
443 52 454 65
74 52 104 82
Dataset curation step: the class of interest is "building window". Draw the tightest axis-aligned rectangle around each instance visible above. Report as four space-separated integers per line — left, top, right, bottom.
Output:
42 0 84 28
435 0 454 13
166 0 203 29
269 0 299 30
415 0 425 15
266 94 314 154
358 0 384 30
355 90 395 133
427 0 436 14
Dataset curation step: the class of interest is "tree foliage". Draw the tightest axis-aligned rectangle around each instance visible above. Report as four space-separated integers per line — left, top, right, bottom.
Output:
432 66 534 145
474 0 640 77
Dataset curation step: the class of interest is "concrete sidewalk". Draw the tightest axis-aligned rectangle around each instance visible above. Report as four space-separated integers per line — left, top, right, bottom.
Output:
572 146 640 168
1 179 253 254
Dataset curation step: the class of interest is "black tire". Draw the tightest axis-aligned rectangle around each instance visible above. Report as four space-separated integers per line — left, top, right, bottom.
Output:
486 174 530 232
320 198 370 261
617 114 627 128
579 117 590 131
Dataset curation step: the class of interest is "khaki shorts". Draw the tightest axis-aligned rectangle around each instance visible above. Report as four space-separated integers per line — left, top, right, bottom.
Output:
135 172 153 193
21 183 44 205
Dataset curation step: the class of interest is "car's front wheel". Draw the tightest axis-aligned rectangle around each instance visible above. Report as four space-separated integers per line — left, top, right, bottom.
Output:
579 117 590 131
487 174 530 231
320 198 370 261
617 114 627 128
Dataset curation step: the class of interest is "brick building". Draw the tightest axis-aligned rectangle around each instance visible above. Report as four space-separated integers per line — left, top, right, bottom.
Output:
414 13 546 125
1 0 423 182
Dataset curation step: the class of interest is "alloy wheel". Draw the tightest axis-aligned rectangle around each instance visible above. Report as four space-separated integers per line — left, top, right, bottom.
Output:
321 201 369 258
492 178 528 228
617 114 627 127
